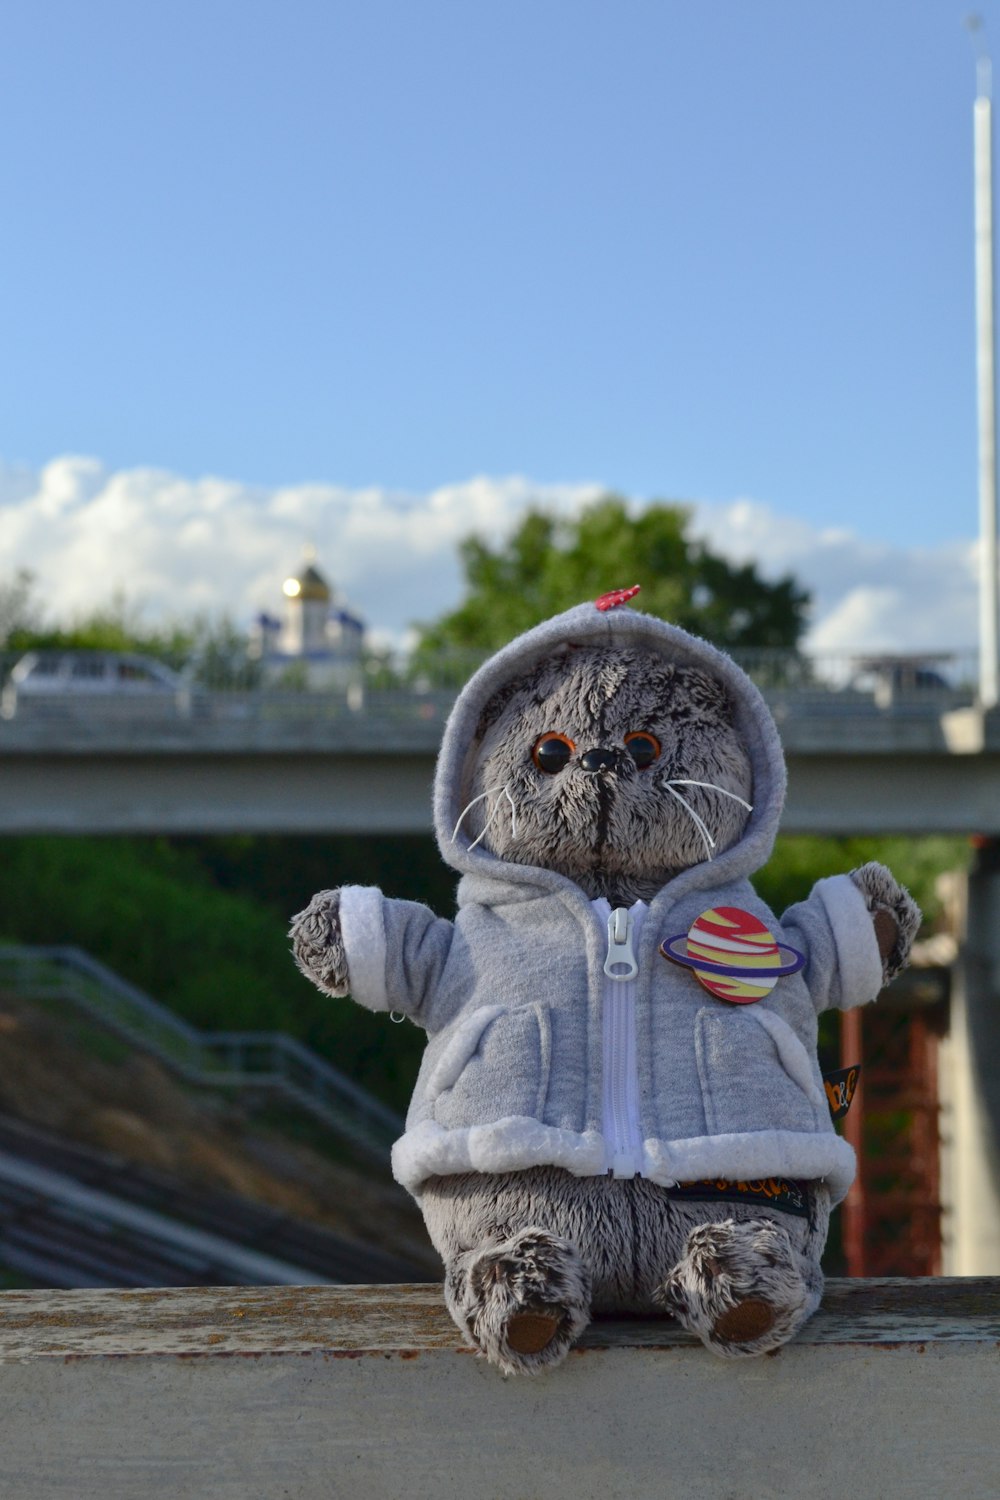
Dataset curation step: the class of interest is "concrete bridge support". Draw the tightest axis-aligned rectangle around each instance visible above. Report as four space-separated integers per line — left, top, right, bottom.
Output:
1 707 999 835
942 840 1000 1272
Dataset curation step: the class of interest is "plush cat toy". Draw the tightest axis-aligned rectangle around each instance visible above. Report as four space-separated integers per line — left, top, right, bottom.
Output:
291 590 919 1374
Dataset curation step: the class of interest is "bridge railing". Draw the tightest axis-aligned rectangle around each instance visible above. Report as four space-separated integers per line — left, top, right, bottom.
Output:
0 945 403 1162
0 645 981 725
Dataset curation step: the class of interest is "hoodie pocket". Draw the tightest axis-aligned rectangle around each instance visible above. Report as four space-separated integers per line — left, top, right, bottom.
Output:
695 1006 825 1137
429 1004 552 1130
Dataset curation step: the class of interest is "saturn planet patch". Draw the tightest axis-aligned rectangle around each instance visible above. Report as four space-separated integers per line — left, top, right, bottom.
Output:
660 906 805 1004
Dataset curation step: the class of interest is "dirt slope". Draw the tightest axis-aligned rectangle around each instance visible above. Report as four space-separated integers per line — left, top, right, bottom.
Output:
0 990 438 1274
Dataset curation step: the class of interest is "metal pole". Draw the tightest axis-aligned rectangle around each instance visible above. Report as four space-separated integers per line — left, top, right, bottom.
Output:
975 55 1000 709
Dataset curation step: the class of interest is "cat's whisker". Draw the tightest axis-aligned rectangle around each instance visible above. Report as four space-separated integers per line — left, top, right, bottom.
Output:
504 783 518 839
662 783 716 863
666 779 753 813
452 786 505 842
453 783 518 855
467 794 502 852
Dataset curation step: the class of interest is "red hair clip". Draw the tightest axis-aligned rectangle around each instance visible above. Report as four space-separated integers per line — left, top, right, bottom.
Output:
595 585 641 612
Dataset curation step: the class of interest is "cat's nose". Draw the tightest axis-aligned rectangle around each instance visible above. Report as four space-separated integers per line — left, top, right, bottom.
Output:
580 747 617 774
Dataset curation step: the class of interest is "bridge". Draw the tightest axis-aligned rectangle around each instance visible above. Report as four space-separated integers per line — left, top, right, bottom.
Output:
0 673 997 836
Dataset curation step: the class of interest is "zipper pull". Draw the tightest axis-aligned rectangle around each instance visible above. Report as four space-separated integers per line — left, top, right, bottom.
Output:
604 907 638 981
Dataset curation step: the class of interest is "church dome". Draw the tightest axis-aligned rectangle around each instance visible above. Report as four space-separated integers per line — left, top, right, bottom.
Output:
283 563 331 603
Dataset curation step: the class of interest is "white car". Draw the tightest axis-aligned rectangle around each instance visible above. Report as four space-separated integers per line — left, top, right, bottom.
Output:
1 650 189 720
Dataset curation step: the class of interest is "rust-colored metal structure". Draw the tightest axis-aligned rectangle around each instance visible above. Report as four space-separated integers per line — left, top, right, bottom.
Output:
840 998 945 1277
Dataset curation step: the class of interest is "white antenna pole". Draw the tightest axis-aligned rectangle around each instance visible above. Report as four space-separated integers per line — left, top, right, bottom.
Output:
972 19 1000 709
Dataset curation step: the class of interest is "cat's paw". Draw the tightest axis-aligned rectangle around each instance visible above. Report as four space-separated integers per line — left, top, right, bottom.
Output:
849 861 921 984
289 889 350 996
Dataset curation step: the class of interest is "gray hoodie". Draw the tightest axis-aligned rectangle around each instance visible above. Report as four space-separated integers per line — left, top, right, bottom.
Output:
337 600 882 1204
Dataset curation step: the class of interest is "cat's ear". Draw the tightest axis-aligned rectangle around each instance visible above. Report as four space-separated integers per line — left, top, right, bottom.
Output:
676 666 737 720
475 649 568 738
476 679 521 739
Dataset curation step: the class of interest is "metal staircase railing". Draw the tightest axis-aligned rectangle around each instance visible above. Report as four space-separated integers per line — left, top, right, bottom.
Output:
0 945 403 1164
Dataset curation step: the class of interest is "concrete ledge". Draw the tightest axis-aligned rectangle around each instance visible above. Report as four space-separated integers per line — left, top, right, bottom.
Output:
1 1280 998 1498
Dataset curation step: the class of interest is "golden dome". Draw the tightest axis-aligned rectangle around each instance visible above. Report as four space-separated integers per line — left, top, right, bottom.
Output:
282 563 331 603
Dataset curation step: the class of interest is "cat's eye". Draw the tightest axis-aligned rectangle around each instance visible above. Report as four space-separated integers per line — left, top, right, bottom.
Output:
532 733 575 773
624 731 661 769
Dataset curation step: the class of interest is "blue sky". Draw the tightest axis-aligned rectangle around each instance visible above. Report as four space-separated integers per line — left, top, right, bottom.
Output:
0 1 991 645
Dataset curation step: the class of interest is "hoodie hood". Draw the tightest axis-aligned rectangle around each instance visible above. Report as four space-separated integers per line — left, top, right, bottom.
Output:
432 597 788 901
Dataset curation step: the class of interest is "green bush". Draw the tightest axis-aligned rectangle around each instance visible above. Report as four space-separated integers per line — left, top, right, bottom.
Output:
0 837 426 1112
757 835 966 928
0 830 965 1116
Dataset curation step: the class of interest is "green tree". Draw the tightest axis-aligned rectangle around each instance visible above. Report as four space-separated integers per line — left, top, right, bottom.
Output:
0 570 43 647
0 572 255 684
412 496 810 664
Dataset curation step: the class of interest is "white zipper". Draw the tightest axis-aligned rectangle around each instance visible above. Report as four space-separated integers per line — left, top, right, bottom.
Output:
595 900 647 1179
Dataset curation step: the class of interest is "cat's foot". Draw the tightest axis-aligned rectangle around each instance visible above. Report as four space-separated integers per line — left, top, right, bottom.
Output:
654 1217 814 1358
451 1227 591 1376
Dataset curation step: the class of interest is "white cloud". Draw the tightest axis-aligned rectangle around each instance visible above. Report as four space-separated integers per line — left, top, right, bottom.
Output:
0 457 605 642
690 496 978 654
0 455 980 655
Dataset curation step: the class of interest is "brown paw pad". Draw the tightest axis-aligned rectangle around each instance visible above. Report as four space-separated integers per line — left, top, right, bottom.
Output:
873 909 897 960
712 1299 776 1344
506 1311 560 1355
